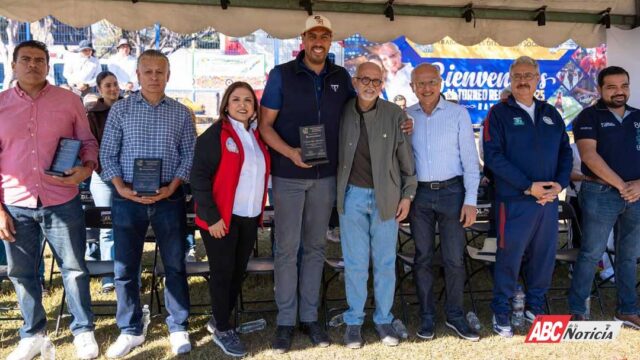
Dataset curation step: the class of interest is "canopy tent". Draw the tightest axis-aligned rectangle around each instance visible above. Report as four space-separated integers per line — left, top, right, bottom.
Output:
1 0 638 47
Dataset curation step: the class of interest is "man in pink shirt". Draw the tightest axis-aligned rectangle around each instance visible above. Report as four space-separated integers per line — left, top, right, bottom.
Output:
0 40 100 360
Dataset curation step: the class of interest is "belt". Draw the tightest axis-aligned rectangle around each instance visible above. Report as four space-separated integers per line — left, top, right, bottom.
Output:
418 176 462 190
584 176 610 186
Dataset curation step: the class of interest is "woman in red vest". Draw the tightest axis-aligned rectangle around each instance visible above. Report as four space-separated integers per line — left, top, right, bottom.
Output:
190 81 270 357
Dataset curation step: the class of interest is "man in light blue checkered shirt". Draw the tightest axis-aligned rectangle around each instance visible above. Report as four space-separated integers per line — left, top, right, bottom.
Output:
100 49 196 358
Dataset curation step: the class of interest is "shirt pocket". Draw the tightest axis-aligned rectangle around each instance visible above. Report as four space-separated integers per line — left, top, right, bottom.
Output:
43 111 75 137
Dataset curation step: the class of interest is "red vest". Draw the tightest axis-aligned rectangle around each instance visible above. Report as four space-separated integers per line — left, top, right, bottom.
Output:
194 120 271 233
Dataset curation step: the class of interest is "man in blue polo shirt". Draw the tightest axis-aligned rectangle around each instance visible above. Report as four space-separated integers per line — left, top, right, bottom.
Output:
259 15 355 353
568 66 640 329
483 56 572 338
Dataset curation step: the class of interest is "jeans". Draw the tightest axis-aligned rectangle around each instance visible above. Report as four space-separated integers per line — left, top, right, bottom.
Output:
340 185 398 325
568 181 640 315
111 188 189 335
410 181 467 322
88 171 115 286
272 176 336 326
3 196 94 338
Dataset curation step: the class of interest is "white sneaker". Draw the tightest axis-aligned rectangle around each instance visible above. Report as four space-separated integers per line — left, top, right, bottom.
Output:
106 334 145 359
169 331 191 355
185 248 196 262
7 334 45 360
74 331 99 359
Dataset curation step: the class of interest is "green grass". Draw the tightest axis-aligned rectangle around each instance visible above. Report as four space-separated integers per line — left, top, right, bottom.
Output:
1 229 639 359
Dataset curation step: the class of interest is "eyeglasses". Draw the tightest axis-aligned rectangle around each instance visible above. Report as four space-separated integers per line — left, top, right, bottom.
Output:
511 72 538 81
413 79 440 88
354 76 383 87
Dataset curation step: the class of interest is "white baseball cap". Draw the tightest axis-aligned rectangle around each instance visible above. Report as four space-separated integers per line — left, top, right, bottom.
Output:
304 15 332 33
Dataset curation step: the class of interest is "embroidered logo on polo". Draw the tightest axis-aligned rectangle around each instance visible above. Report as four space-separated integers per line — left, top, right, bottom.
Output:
226 138 239 153
331 84 339 92
542 116 554 125
513 117 525 126
601 122 616 128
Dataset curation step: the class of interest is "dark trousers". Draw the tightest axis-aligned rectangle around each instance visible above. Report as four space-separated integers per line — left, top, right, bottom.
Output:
202 214 258 332
410 181 467 322
490 199 558 315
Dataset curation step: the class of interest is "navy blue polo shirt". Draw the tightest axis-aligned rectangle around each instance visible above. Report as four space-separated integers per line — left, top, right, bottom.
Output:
573 100 640 181
262 60 330 110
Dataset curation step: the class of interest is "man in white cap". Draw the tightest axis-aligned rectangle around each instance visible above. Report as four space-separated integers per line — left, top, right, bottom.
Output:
260 14 355 353
109 38 138 92
63 39 101 96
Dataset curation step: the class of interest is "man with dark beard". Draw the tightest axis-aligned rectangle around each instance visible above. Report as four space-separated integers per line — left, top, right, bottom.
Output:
259 15 355 353
568 66 640 328
483 56 572 338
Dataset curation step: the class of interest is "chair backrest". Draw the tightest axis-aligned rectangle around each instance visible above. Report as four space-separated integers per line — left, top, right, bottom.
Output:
84 206 199 231
558 200 582 238
475 201 492 222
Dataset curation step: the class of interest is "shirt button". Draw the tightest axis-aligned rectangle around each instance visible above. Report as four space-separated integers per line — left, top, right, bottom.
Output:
35 184 39 187
349 143 352 146
33 167 37 170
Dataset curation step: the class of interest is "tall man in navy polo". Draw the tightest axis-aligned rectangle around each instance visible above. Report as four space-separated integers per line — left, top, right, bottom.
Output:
483 56 572 338
101 50 196 358
259 15 355 353
568 66 640 329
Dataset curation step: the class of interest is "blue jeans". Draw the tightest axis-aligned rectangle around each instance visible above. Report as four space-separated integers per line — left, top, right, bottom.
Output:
568 181 640 315
3 196 94 338
410 181 467 322
111 189 190 335
340 185 398 325
89 171 115 286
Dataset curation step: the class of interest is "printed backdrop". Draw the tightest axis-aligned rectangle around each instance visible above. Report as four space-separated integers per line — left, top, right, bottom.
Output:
343 35 607 127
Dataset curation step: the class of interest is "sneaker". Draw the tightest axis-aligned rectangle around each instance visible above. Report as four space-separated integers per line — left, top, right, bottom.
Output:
343 325 363 349
445 317 480 342
416 319 435 340
326 228 340 243
524 308 546 324
272 325 294 354
74 331 100 359
7 333 44 360
169 331 191 355
492 314 513 338
213 329 247 357
106 334 145 358
374 323 399 346
101 283 115 294
614 313 640 330
185 248 196 262
300 321 330 347
206 317 217 334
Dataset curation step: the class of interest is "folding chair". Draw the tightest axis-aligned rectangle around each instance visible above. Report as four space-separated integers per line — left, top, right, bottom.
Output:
55 207 115 334
151 213 212 315
547 201 604 315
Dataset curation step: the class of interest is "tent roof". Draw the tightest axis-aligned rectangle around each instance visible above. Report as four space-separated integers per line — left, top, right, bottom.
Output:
1 0 638 47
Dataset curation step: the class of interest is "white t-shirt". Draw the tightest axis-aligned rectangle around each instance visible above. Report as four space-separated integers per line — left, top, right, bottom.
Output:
516 100 536 124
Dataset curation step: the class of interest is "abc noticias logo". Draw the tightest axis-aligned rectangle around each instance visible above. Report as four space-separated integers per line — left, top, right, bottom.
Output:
525 315 623 343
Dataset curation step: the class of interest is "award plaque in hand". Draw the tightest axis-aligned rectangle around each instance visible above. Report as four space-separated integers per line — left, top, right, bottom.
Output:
299 124 329 166
44 138 82 176
133 158 162 196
